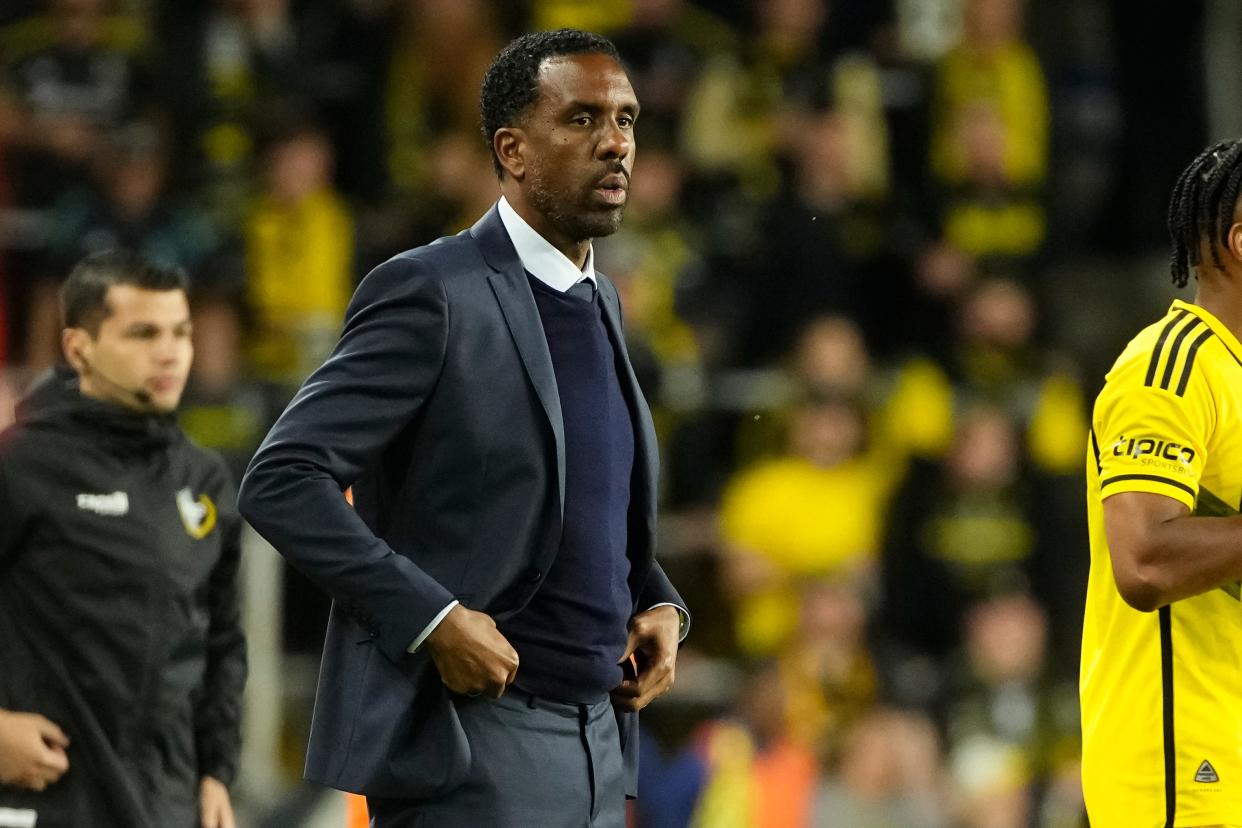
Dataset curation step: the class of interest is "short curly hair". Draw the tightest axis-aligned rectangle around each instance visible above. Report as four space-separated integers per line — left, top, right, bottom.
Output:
479 29 622 176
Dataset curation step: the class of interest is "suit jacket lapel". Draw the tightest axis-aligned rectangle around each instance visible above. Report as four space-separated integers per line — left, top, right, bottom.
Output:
596 277 659 538
472 207 567 518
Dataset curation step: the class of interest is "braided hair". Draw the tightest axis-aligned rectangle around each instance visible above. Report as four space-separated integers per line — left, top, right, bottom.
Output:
1167 139 1242 287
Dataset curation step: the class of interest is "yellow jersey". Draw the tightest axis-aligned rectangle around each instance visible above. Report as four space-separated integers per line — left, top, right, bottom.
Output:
1083 299 1242 827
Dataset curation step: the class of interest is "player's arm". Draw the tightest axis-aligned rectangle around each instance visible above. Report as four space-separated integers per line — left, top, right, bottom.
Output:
1104 491 1242 611
1096 333 1227 611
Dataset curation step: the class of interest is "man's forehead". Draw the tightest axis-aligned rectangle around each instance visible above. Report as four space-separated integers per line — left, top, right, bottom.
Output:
534 53 635 106
101 284 189 323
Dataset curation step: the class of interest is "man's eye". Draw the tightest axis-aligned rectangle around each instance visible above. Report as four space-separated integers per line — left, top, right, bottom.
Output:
574 116 591 126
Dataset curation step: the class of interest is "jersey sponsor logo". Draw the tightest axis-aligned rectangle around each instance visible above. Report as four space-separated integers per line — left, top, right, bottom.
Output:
76 491 129 516
1111 435 1196 465
1195 759 1220 783
176 488 217 540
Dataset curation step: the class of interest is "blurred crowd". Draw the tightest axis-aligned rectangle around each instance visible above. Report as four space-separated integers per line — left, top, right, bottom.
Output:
0 0 1216 826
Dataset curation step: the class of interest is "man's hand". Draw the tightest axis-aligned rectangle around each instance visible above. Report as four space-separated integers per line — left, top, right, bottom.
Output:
611 605 680 712
0 709 70 791
426 605 520 698
199 775 235 828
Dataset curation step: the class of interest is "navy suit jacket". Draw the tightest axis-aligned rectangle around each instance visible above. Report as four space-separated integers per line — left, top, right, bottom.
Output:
238 206 685 798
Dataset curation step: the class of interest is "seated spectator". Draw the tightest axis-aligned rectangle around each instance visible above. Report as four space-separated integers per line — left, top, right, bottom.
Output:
883 277 1086 476
779 577 877 760
688 663 819 828
244 119 353 386
383 0 501 199
880 404 1037 671
157 0 380 226
793 313 955 464
22 121 219 370
719 390 894 655
1 0 151 208
44 122 217 271
813 708 949 827
953 278 1086 474
930 0 1048 267
937 101 1046 266
931 0 1047 191
944 593 1082 828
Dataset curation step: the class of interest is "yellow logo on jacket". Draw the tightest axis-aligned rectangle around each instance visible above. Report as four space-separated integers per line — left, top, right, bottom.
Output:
176 487 217 539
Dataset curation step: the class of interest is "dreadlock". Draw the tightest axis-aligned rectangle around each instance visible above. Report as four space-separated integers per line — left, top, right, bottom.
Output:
1167 139 1242 288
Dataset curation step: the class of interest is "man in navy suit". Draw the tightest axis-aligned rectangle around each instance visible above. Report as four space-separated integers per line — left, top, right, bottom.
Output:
238 29 689 827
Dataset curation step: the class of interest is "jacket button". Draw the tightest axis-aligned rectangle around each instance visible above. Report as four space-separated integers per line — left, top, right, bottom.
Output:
528 568 543 583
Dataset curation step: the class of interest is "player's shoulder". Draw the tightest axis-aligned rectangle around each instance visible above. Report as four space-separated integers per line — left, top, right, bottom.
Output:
1103 302 1231 397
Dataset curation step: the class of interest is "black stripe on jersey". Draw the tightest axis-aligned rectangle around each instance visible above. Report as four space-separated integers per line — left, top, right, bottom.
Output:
1100 474 1195 498
1090 430 1101 475
1179 305 1242 369
1146 310 1189 387
1158 318 1203 391
1160 605 1175 828
1174 327 1214 397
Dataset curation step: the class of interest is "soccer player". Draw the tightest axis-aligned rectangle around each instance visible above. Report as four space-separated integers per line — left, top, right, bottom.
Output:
1083 140 1242 826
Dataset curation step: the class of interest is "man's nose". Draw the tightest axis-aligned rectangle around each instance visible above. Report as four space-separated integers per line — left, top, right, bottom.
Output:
153 336 182 362
597 119 631 160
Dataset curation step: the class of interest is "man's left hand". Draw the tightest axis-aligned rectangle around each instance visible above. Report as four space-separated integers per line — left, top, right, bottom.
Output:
199 776 235 828
611 605 680 712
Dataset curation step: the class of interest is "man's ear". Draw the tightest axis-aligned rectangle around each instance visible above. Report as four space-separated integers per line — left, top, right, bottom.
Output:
62 328 89 373
1229 221 1242 265
493 127 526 181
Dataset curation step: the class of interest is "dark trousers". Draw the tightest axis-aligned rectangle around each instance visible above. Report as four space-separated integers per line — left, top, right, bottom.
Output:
368 690 626 828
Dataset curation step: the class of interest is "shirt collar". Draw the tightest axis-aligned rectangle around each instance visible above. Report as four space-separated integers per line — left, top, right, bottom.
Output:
497 196 596 293
1172 299 1242 364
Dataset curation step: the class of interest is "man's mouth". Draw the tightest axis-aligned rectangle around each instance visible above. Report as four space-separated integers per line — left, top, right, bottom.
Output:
595 174 628 206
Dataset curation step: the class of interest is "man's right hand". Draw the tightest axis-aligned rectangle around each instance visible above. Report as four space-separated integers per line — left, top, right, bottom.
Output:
0 709 70 791
426 605 519 698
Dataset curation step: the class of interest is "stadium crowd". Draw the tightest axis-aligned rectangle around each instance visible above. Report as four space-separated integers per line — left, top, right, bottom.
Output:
0 0 1217 825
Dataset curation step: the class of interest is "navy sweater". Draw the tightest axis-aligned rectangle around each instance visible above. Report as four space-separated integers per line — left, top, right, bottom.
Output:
500 276 635 702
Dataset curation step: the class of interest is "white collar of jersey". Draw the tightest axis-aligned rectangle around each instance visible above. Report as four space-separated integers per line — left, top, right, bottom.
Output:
497 196 597 293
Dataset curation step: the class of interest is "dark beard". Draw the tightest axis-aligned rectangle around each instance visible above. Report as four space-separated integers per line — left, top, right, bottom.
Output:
528 175 625 242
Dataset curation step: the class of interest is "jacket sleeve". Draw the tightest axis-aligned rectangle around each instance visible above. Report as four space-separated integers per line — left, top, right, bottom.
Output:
195 471 247 786
237 256 457 663
636 560 691 642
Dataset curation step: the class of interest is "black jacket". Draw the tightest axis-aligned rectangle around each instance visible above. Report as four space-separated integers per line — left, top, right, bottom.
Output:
0 370 246 827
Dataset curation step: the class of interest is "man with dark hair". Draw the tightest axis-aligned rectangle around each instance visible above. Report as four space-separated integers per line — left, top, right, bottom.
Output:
0 250 246 827
240 28 688 827
1082 139 1242 826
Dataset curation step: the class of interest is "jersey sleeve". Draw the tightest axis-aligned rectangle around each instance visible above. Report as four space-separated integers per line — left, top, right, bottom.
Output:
1093 359 1215 510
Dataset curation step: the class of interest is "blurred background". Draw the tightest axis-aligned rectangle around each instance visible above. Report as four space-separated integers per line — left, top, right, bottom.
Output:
0 0 1230 825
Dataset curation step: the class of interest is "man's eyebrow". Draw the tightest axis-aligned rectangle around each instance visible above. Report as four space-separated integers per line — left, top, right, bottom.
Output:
564 99 641 116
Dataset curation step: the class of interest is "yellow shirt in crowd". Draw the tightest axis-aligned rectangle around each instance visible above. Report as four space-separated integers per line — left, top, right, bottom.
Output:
720 455 890 654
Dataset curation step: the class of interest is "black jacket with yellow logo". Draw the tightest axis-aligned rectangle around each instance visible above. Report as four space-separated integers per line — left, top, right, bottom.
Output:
0 369 246 827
